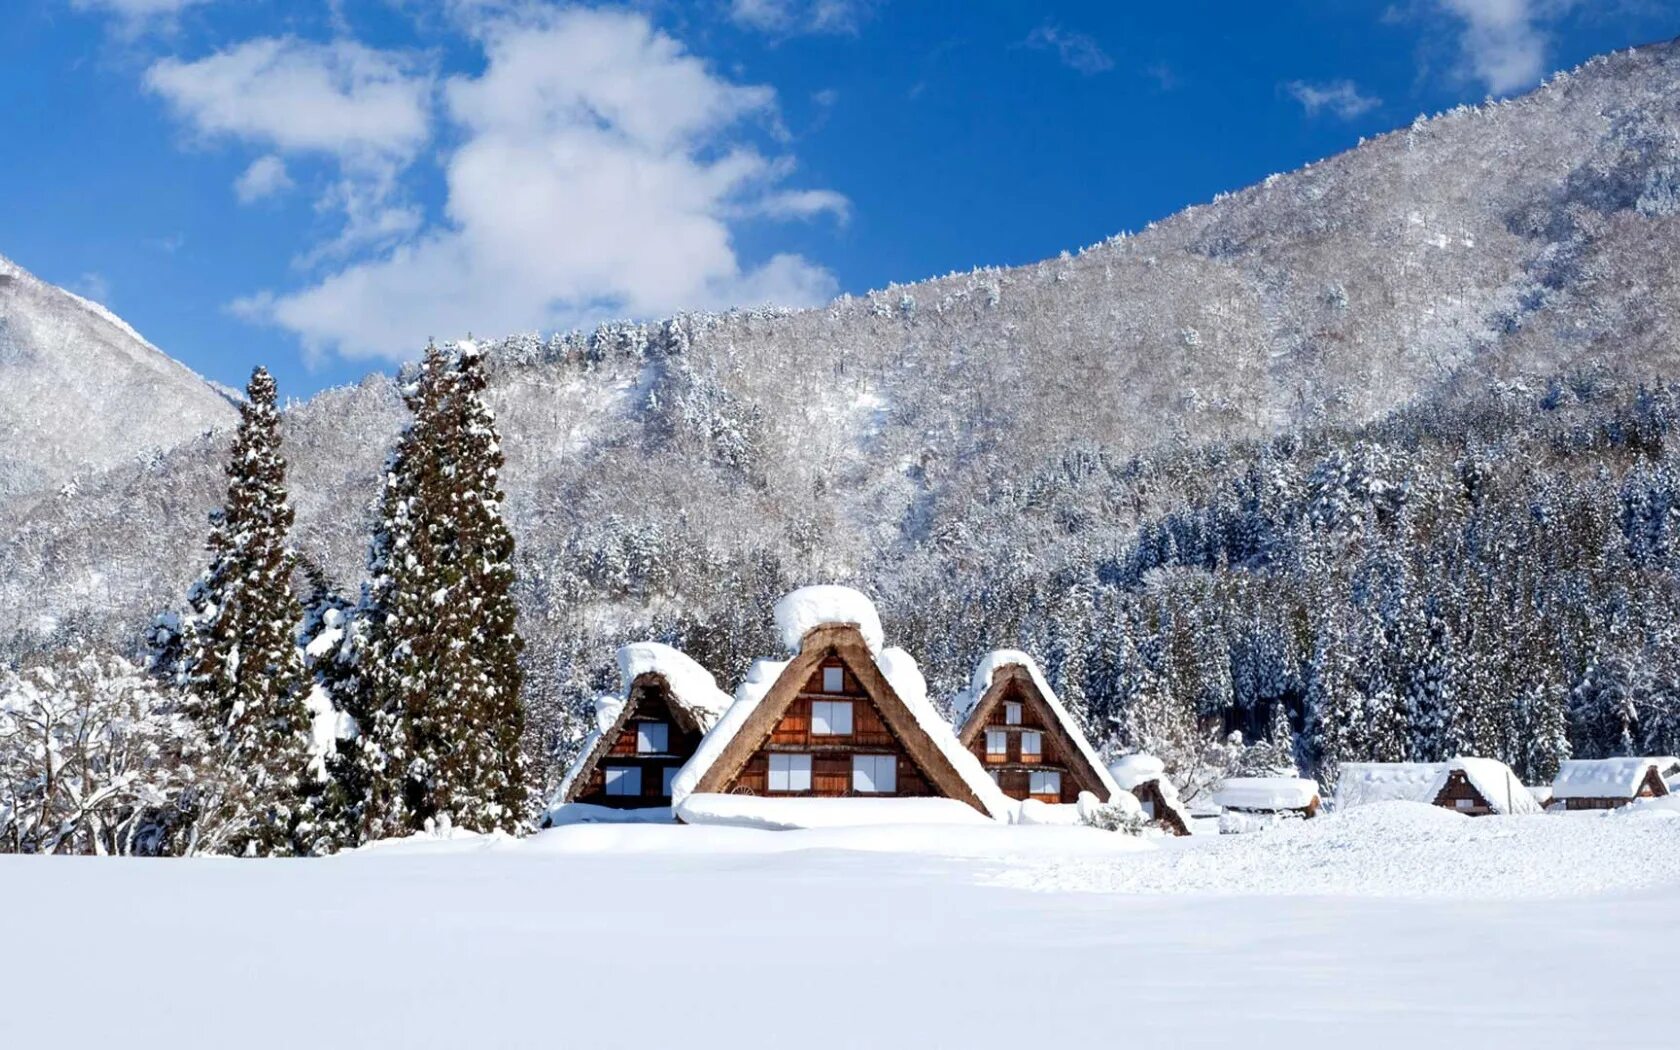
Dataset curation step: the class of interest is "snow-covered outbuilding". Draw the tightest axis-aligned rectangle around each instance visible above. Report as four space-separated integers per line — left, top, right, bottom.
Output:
1212 777 1321 817
672 586 1011 828
1107 753 1192 836
1428 758 1542 816
1549 758 1674 811
953 649 1119 806
1336 762 1447 809
545 643 734 824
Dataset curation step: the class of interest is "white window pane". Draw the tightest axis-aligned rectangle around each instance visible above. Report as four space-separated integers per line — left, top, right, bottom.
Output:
822 666 844 693
876 756 896 792
604 766 641 797
1031 771 1060 796
853 754 894 793
769 754 789 792
812 700 852 736
637 722 669 754
789 754 812 792
661 766 677 796
1022 731 1043 756
1005 702 1022 726
986 730 1008 755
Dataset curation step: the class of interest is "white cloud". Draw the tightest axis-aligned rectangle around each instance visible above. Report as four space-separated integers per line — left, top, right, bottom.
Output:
241 6 844 362
234 155 295 203
1286 79 1381 119
1024 24 1113 76
72 0 207 19
729 0 870 35
1437 0 1574 95
145 37 433 255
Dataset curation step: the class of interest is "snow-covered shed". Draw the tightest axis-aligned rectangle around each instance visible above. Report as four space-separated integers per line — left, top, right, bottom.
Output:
1549 758 1673 811
1211 777 1321 817
1336 762 1446 809
953 649 1119 806
1428 758 1542 816
1107 753 1191 836
546 643 733 824
673 586 1011 828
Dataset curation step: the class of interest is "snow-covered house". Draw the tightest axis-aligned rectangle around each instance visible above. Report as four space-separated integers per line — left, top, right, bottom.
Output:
1549 758 1674 811
672 586 1011 829
1428 758 1542 816
1335 762 1447 809
1211 776 1321 824
953 650 1119 806
546 643 733 824
1107 753 1191 836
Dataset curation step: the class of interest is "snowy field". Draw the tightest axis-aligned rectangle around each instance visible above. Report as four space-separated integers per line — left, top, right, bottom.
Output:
3 801 1678 1049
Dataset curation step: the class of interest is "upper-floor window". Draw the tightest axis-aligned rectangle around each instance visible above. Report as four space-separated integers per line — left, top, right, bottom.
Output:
985 729 1008 756
1004 701 1022 725
603 766 642 797
811 699 853 736
636 722 669 754
852 754 897 793
1021 731 1043 757
768 753 813 792
822 666 845 693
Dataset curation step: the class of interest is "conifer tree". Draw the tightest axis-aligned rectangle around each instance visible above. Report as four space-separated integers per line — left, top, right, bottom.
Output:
157 367 312 855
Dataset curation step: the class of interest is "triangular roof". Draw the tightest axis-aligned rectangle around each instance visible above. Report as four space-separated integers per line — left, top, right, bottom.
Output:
673 622 1011 819
1551 757 1675 800
1428 757 1542 815
954 649 1120 802
554 642 733 806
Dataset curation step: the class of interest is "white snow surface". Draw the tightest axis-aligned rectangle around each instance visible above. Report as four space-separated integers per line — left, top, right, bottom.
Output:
1108 752 1168 790
1336 762 1446 808
1212 776 1321 811
1551 757 1675 799
546 803 676 826
5 807 1678 1048
954 649 1121 800
1429 757 1542 815
772 584 884 654
677 793 994 830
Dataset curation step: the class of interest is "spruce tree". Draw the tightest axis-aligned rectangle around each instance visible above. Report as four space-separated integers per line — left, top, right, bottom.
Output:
160 367 312 855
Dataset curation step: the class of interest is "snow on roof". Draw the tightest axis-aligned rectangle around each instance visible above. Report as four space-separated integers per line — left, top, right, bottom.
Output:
552 642 734 807
1550 758 1674 800
879 646 1013 820
773 585 883 655
1429 758 1543 815
1108 753 1167 791
670 656 788 808
1336 762 1447 808
955 649 1121 801
1212 777 1321 812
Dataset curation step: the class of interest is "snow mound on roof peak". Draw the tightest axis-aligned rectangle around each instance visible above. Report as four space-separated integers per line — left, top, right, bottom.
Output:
773 585 883 654
616 641 733 723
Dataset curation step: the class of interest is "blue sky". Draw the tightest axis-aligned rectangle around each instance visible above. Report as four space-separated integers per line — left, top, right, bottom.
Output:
5 1 1679 400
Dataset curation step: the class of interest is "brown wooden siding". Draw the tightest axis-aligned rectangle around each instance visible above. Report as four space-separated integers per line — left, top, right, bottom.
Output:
1432 769 1497 816
964 677 1080 804
573 677 707 809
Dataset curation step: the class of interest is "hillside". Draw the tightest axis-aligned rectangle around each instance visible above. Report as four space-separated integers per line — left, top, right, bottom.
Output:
6 40 1680 776
0 253 236 507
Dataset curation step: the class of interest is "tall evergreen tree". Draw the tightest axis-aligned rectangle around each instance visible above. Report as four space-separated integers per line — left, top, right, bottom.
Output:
155 367 311 855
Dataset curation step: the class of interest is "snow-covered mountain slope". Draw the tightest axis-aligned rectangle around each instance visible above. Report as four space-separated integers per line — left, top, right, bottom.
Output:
0 252 236 506
7 39 1680 657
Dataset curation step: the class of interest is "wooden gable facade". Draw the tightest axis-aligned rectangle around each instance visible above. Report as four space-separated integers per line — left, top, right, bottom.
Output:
687 624 990 813
1431 768 1504 816
1560 765 1669 810
565 673 710 809
956 663 1109 805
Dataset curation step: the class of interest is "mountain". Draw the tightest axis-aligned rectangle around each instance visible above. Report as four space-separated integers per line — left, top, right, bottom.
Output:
0 252 237 507
6 39 1680 724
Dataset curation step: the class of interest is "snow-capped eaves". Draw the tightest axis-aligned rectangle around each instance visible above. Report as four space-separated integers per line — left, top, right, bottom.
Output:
955 648 1121 801
1429 758 1542 815
1550 757 1676 800
1212 777 1321 812
1336 762 1447 808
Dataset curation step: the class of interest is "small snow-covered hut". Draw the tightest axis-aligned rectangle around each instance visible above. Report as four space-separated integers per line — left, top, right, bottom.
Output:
953 650 1118 806
1212 777 1321 817
1336 762 1446 809
1107 753 1191 836
1549 758 1673 811
1428 758 1541 816
546 643 733 824
672 587 1011 829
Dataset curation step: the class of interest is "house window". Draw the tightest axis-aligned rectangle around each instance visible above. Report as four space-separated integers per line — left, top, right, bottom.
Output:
636 722 669 754
1029 770 1061 797
1004 702 1022 725
661 766 678 797
822 666 845 693
1455 797 1474 810
768 753 813 792
811 700 853 736
985 729 1008 757
1021 731 1043 757
852 754 897 794
603 766 642 797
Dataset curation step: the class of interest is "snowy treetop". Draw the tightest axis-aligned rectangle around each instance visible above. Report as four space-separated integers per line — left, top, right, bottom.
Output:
772 585 883 655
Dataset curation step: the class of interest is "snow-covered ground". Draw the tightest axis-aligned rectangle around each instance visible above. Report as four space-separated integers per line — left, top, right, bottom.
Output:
2 801 1677 1048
